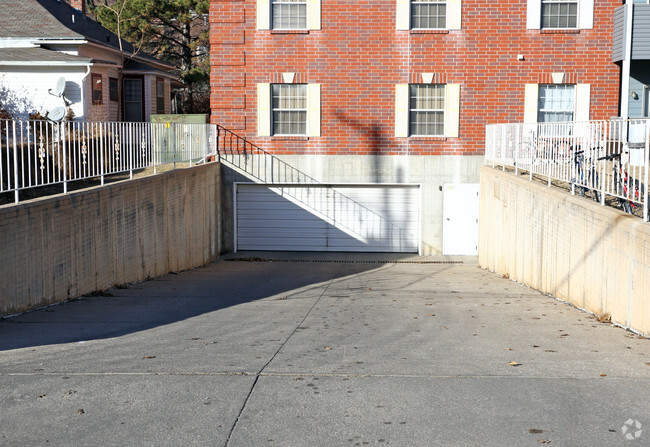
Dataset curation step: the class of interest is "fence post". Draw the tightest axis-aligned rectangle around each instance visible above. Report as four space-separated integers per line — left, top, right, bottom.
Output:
216 125 221 163
129 122 134 180
100 123 105 185
61 121 67 194
643 120 650 222
12 120 19 203
600 121 607 206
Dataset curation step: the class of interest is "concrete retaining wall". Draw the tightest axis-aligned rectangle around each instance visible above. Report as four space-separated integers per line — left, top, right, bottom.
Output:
0 163 222 317
479 166 650 335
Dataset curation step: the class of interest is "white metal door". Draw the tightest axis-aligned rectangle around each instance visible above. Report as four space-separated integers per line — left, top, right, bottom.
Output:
235 184 420 253
442 183 479 255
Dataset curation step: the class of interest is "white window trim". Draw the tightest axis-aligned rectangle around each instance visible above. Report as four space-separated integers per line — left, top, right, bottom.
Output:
257 0 320 30
395 83 460 138
410 84 446 136
273 83 307 136
523 83 590 123
527 0 592 30
272 0 308 31
410 0 447 30
257 83 320 137
396 0 461 30
540 0 579 30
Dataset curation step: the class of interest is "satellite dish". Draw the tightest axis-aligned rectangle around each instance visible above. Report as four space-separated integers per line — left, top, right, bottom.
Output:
47 107 66 122
55 77 66 97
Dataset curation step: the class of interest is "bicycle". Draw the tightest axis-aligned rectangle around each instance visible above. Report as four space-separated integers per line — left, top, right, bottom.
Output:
570 145 600 202
597 152 645 215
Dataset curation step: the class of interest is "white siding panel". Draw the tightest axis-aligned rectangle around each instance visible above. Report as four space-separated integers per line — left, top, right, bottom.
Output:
0 67 87 120
236 184 420 253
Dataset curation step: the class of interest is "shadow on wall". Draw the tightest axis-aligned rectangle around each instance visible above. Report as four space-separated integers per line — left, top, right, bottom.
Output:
0 260 383 351
0 83 37 119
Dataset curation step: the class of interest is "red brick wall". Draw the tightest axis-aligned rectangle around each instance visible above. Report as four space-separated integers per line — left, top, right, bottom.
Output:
210 0 620 156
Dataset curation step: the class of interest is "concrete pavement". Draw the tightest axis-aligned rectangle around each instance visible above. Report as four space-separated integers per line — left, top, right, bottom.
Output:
0 253 649 446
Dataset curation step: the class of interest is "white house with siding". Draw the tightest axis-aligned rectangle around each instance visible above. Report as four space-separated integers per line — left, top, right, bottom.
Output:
0 0 178 122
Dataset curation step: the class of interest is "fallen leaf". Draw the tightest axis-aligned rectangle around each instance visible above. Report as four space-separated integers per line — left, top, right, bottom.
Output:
503 273 510 280
189 337 202 340
427 314 436 317
532 345 540 348
508 361 522 367
505 348 512 351
143 355 156 359
545 350 557 353
324 347 332 351
277 296 288 300
529 429 544 434
600 374 607 377
560 333 569 337
78 409 85 415
596 313 612 323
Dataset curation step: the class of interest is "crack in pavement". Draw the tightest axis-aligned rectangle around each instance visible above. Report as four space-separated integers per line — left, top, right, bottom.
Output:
223 275 334 447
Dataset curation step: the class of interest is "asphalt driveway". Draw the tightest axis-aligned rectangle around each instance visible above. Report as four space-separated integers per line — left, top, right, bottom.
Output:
1 253 649 446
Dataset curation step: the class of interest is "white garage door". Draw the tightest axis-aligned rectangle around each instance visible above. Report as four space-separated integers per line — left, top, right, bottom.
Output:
235 184 421 253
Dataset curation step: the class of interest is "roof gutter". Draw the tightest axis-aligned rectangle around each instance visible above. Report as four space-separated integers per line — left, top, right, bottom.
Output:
31 39 88 46
83 40 176 71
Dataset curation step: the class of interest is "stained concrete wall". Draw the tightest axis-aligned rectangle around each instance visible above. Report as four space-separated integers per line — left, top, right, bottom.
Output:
0 163 222 317
221 154 484 255
479 166 650 335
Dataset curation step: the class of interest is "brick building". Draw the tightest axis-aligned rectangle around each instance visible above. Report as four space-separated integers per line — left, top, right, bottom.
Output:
210 0 621 255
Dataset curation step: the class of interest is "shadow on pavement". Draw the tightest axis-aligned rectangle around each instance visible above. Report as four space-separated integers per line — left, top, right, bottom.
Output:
0 253 398 351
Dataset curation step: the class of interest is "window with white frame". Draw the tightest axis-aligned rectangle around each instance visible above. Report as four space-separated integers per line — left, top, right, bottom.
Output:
272 0 307 29
541 0 578 29
411 0 446 29
527 0 590 30
410 84 445 136
537 84 575 122
397 0 460 30
272 84 307 135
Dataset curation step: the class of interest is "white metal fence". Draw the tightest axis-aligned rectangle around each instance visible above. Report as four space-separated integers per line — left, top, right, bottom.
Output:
485 119 650 222
0 119 217 203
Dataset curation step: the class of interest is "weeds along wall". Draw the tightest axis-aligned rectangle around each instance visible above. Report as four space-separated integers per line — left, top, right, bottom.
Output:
0 163 222 317
479 166 650 336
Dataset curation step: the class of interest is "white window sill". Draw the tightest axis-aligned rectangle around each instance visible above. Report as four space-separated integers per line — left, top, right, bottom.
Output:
270 29 310 34
539 28 580 34
269 136 310 141
409 29 449 34
409 136 448 141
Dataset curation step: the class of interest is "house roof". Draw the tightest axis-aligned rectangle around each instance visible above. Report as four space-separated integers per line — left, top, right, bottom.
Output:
0 47 92 64
0 0 173 69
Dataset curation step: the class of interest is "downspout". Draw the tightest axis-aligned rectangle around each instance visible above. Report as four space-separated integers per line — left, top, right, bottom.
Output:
621 1 634 121
80 64 91 120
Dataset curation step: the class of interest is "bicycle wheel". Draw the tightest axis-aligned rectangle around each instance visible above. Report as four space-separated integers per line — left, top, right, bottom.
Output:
619 198 632 214
589 169 600 202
